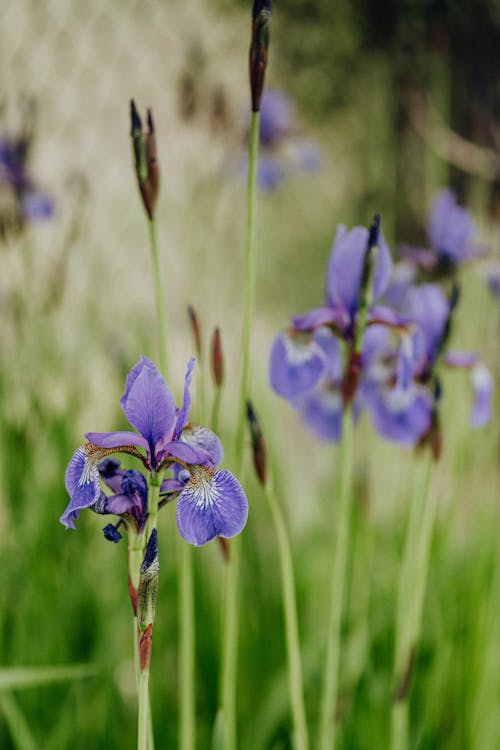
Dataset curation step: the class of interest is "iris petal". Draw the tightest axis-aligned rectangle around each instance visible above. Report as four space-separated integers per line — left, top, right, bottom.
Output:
176 468 248 546
269 331 326 399
180 424 224 466
120 356 176 455
470 364 493 428
173 357 195 440
60 447 101 529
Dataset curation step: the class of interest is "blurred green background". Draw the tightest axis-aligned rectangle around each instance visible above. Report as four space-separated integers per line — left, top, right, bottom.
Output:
0 0 499 748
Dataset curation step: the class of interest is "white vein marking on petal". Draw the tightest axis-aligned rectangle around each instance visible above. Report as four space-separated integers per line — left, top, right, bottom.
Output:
471 363 493 391
188 468 218 509
283 335 317 366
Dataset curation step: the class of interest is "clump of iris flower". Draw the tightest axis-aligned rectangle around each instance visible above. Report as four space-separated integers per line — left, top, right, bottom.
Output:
0 125 53 239
400 189 483 278
269 219 404 440
362 283 493 453
234 89 321 192
61 356 248 547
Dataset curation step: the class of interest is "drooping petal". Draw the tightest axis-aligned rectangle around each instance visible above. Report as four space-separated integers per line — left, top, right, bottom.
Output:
470 364 493 428
85 430 149 452
292 306 350 333
269 331 326 399
176 467 248 546
428 190 475 263
60 446 101 529
173 357 195 440
164 440 214 466
96 492 137 516
444 350 479 369
120 356 176 455
180 424 224 466
365 385 433 445
297 384 343 441
313 327 343 383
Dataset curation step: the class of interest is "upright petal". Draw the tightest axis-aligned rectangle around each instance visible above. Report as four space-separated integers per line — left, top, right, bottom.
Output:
470 364 493 428
404 284 450 365
372 232 394 302
173 358 195 440
269 331 326 399
180 424 224 466
120 356 176 454
176 467 248 546
60 446 101 529
326 225 368 314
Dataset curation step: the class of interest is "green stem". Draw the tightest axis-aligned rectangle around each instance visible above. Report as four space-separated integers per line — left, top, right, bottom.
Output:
148 218 168 378
391 455 437 750
319 413 355 750
220 110 260 750
211 386 222 434
179 541 196 750
138 670 151 750
265 482 309 750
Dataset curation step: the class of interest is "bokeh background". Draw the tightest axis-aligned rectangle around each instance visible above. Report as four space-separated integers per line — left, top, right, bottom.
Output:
1 1 499 748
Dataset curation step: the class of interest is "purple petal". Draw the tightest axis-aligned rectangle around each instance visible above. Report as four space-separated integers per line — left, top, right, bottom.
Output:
160 477 188 493
403 284 450 364
85 430 149 451
383 262 417 309
292 306 350 333
176 468 248 546
395 333 417 391
100 492 137 516
428 190 475 263
121 356 176 454
470 364 493 428
313 327 343 382
180 424 224 466
368 305 411 329
21 190 54 221
164 440 214 466
366 385 433 445
259 90 293 146
399 246 437 271
326 225 368 314
269 331 326 399
325 225 393 314
173 358 195 440
98 458 124 493
444 350 479 369
60 447 101 529
297 385 343 441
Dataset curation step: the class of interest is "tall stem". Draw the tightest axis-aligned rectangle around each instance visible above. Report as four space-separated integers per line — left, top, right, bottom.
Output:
220 110 260 750
148 218 168 378
391 455 438 750
138 670 151 750
265 481 309 750
179 540 195 750
319 412 355 750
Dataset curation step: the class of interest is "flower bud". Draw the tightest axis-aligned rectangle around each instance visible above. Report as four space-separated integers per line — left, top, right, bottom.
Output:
187 305 203 362
211 327 224 388
129 100 160 220
246 400 267 486
249 0 272 112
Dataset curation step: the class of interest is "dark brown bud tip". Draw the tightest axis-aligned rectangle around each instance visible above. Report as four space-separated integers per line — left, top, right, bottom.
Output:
211 327 224 388
130 99 142 135
146 108 155 134
187 305 202 361
249 0 272 111
246 400 267 486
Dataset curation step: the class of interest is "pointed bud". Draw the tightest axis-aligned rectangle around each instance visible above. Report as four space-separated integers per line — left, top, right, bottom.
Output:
217 536 231 562
211 327 224 388
246 400 267 486
360 213 381 300
129 100 158 220
137 529 159 668
187 305 203 361
249 0 272 112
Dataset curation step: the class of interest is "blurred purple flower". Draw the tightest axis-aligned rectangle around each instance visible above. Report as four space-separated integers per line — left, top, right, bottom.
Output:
259 90 293 146
401 190 482 276
61 356 248 546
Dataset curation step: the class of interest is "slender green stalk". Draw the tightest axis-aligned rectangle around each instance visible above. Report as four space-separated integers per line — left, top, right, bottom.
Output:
138 670 151 750
265 481 309 750
148 218 168 378
179 541 196 750
211 386 222 434
391 455 438 750
220 109 260 750
0 693 37 750
319 412 355 750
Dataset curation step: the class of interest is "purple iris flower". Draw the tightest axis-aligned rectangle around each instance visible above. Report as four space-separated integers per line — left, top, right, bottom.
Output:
0 134 54 228
363 283 493 444
270 222 393 401
401 190 481 275
259 90 293 146
61 356 248 547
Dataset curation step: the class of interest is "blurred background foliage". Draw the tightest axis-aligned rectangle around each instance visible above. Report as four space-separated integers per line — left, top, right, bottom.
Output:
0 0 499 748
